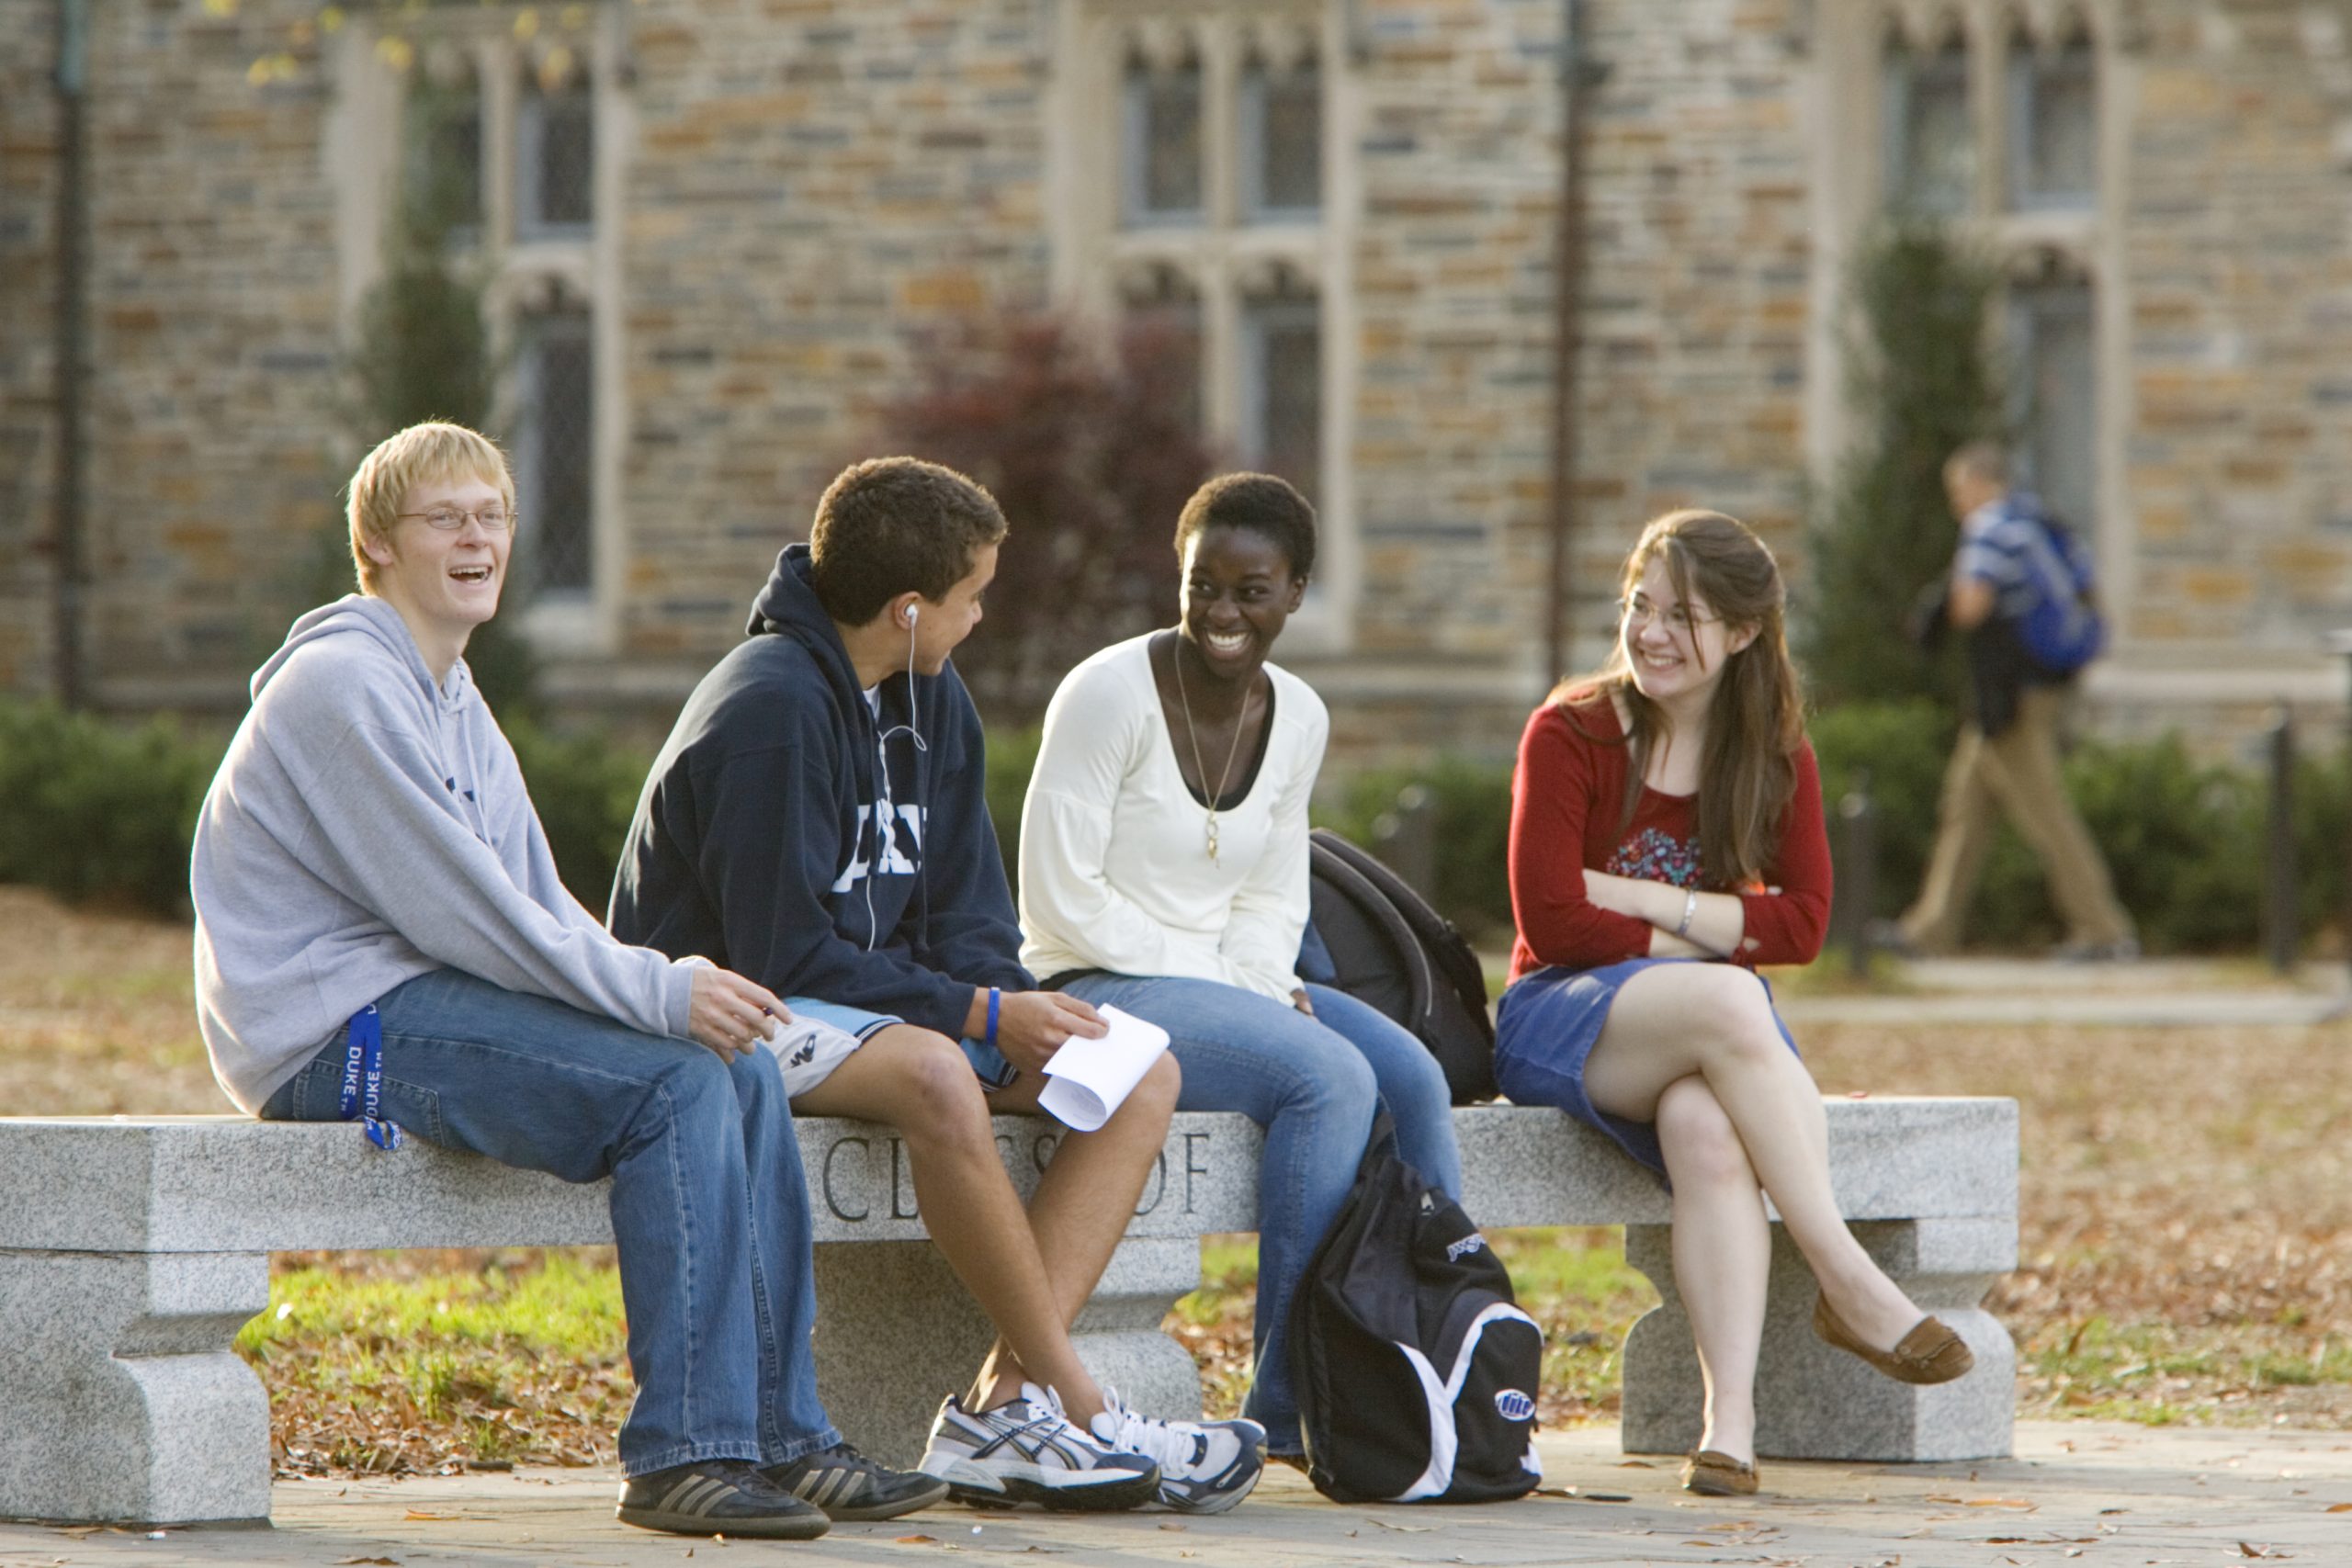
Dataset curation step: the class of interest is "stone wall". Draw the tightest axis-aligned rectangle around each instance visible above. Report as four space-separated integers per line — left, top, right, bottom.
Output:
3 0 345 710
91 0 341 702
2119 3 2352 662
1565 0 1810 650
3 0 2347 764
606 0 1055 677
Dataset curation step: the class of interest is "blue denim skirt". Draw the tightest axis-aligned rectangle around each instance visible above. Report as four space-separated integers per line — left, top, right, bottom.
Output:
1493 957 1799 1181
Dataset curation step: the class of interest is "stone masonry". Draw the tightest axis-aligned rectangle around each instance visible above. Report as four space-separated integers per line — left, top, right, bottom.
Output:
1 0 2347 760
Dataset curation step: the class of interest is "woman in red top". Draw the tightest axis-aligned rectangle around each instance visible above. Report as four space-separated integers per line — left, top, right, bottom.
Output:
1495 511 1974 1498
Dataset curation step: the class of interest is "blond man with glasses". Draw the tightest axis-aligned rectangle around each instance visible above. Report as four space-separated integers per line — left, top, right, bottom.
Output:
191 422 945 1540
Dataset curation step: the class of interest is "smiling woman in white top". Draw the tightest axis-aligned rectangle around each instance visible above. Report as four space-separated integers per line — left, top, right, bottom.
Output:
1018 472 1463 1461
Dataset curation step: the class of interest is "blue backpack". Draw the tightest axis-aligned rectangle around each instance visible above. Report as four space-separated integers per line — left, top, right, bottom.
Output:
2010 502 2105 675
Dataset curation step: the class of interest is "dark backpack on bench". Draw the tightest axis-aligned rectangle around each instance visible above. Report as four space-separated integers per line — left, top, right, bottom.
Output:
1301 828 1498 1104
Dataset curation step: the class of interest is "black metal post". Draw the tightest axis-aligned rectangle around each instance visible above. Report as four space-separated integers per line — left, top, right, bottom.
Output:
2332 630 2352 985
51 0 90 709
1838 771 1876 978
2264 706 2297 974
1544 0 1594 684
1372 784 1438 904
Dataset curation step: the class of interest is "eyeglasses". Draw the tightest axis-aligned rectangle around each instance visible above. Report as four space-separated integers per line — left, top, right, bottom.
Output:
1619 592 1718 635
397 504 516 533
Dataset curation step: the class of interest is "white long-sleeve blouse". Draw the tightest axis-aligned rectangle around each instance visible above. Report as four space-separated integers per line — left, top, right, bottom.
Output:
1017 634 1328 1002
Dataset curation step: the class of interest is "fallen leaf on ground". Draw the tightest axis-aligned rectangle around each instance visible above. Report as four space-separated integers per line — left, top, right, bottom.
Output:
1365 1517 1431 1531
2237 1545 2286 1560
2329 1503 2352 1512
334 1558 401 1565
1964 1497 2036 1509
1158 1522 1186 1531
895 1535 939 1546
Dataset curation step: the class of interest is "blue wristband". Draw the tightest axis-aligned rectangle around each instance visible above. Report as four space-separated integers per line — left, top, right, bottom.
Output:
985 987 1001 1049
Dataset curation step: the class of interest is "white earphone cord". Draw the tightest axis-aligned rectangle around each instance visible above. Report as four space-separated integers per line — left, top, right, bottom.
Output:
864 604 929 949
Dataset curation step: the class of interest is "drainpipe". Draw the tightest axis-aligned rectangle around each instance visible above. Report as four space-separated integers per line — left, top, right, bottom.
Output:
1543 0 1596 686
51 0 90 709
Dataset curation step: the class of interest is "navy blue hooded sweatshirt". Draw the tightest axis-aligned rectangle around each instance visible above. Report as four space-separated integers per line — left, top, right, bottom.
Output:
607 544 1032 1037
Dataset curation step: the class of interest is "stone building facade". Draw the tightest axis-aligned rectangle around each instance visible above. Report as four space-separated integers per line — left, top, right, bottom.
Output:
4 0 2348 763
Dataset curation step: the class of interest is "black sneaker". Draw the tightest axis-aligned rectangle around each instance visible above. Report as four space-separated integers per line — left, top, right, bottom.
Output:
616 1459 830 1540
764 1440 949 1521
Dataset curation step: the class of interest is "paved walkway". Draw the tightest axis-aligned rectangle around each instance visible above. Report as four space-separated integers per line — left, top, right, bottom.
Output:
8 1422 2349 1567
1777 955 2350 1029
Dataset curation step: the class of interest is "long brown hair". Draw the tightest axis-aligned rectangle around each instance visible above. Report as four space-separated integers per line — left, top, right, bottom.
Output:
1549 509 1806 889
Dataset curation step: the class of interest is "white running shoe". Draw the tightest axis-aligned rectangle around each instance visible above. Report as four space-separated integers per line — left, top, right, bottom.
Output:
917 1382 1159 1511
1089 1384 1267 1515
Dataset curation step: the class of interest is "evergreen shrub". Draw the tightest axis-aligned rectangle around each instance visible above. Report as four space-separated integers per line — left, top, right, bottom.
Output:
503 719 653 911
0 700 650 922
0 703 220 916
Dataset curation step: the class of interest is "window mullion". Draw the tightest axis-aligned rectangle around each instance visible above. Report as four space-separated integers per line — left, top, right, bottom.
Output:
479 38 518 252
1202 18 1239 235
1966 3 2005 220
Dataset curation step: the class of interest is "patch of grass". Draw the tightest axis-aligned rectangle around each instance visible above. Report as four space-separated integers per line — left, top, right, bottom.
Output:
241 1248 631 1475
242 1248 624 1358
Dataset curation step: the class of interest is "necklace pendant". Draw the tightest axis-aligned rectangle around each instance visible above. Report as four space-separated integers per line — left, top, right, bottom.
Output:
1206 812 1220 863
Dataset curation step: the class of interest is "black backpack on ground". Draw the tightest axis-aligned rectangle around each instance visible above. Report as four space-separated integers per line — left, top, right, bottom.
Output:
1301 828 1498 1104
1291 1116 1544 1505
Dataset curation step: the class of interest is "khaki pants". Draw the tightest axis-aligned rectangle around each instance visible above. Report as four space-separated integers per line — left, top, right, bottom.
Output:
1896 684 2133 953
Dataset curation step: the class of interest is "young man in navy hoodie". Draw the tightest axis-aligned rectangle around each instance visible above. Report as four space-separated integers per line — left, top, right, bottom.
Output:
191 423 944 1540
610 457 1265 1515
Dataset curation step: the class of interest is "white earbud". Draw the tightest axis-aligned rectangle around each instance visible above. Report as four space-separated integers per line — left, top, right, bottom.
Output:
903 603 921 628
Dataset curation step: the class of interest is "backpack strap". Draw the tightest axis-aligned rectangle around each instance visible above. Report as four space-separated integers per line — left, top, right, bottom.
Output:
1309 833 1438 1029
1311 829 1487 1037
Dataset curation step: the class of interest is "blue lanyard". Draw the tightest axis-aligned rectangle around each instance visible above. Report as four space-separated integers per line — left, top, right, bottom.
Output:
339 1005 401 1151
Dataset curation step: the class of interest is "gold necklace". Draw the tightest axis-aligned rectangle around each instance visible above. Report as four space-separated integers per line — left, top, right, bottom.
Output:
1170 638 1249 864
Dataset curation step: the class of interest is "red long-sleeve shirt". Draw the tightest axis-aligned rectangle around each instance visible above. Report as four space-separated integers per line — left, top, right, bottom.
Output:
1506 697 1832 983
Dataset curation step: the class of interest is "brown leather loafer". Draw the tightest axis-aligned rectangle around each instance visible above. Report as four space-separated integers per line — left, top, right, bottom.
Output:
1812 1293 1974 1384
1680 1449 1758 1496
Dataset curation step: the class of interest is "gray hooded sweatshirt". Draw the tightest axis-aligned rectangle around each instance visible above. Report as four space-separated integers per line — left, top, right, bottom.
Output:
192 596 695 1113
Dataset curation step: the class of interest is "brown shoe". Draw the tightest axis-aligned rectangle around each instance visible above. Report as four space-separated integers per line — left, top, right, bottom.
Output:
1812 1293 1974 1385
1680 1450 1758 1496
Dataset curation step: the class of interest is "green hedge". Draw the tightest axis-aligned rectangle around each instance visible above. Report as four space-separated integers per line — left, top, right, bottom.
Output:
981 704 2347 956
1316 756 1517 943
0 703 220 917
0 700 650 919
1809 702 2346 953
6 694 2341 958
502 718 653 914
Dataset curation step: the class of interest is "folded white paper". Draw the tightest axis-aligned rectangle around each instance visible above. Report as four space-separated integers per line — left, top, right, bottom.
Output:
1037 1005 1171 1132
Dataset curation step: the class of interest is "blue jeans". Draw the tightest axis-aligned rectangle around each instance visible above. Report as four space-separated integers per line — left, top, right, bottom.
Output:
1058 975 1462 1453
260 968 840 1476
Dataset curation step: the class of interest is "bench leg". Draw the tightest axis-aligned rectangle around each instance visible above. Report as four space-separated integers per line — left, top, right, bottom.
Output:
1619 1217 2016 1462
814 1235 1204 1468
0 1251 271 1526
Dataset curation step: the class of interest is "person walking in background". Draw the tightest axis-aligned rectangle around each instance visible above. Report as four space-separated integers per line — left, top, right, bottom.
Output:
1888 441 2136 961
609 457 1264 1516
191 423 924 1541
1497 509 1975 1500
1016 473 1463 1472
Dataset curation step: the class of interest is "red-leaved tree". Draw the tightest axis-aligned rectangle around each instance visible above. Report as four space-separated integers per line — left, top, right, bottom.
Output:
875 313 1220 720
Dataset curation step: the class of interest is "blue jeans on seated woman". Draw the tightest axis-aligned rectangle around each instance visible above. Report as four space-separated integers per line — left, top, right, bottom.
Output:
258 967 840 1477
1057 975 1463 1455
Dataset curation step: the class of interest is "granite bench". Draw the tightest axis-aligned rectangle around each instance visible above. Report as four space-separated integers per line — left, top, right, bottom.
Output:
0 1098 2017 1527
